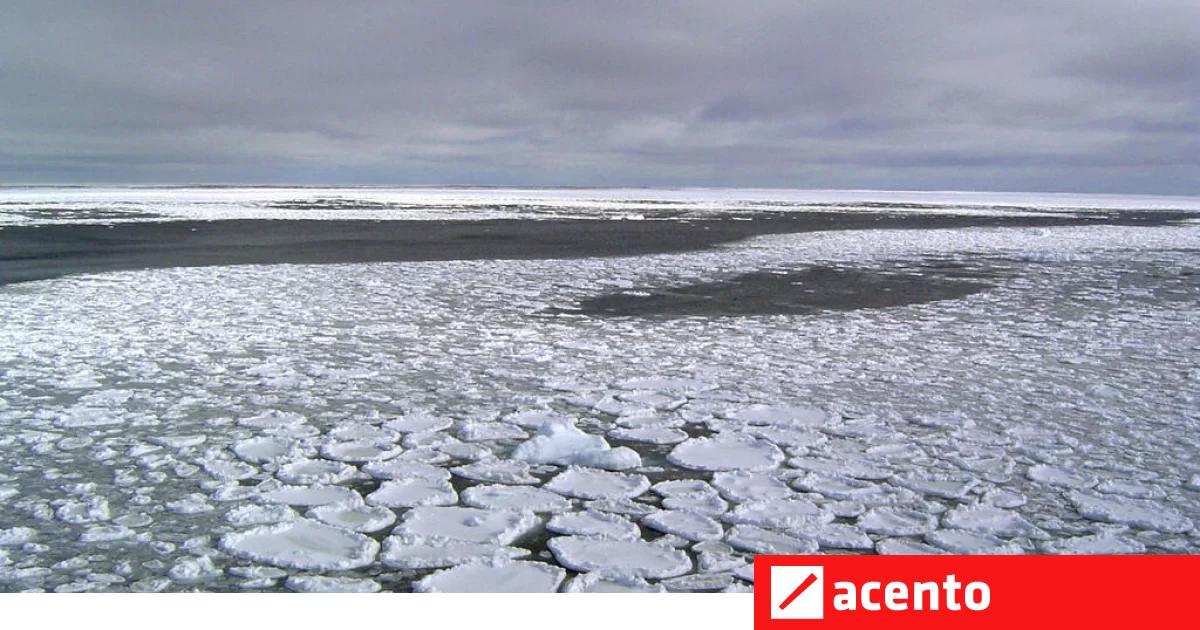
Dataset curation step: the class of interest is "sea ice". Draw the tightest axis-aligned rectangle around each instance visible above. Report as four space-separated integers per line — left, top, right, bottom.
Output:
385 414 453 433
363 459 451 481
728 404 829 427
643 510 723 541
308 503 396 533
276 459 357 485
366 478 458 508
1041 533 1147 554
607 426 689 444
858 507 938 536
809 523 874 550
413 559 565 593
724 498 832 529
320 441 402 463
511 420 642 470
668 434 784 472
547 510 640 540
380 534 529 569
451 460 539 485
1067 491 1194 533
461 484 572 513
544 467 650 500
725 525 818 554
232 437 301 464
562 572 664 593
395 506 539 544
711 471 793 502
1027 464 1098 489
285 576 381 593
942 504 1047 538
548 536 692 579
258 485 362 507
220 519 379 571
925 529 1025 554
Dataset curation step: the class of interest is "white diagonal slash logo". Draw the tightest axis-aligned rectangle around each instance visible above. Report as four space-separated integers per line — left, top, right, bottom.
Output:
771 565 824 620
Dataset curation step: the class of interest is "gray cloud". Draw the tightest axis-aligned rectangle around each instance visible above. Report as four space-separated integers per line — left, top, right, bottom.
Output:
2 1 1199 193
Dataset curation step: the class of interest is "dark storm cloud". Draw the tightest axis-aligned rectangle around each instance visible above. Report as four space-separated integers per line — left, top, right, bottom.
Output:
2 1 1199 193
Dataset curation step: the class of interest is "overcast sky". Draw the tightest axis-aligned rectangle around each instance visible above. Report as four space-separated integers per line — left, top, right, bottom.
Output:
2 1 1198 193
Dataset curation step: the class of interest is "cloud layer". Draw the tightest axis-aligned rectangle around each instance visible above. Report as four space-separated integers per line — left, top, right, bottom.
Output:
3 1 1199 193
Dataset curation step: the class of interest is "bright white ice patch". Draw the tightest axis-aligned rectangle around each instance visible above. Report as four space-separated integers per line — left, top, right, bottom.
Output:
548 537 692 579
219 519 379 571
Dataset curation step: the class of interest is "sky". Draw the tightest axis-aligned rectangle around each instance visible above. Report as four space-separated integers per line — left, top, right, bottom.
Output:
2 1 1199 194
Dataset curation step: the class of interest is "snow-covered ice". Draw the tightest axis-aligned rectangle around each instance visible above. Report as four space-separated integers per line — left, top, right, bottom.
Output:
1 194 1198 590
413 560 565 593
548 537 692 579
219 519 379 571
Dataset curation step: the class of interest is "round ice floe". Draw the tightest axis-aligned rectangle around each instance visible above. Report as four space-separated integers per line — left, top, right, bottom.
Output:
544 467 650 500
787 456 893 481
617 376 715 394
563 573 664 593
457 421 528 442
858 507 938 536
503 409 571 429
792 473 882 501
320 441 401 463
396 506 539 544
385 414 452 433
226 504 298 527
308 503 396 533
461 485 572 513
362 459 450 481
512 420 642 470
925 529 1024 554
380 534 529 569
238 410 307 430
943 504 1046 538
668 434 783 472
727 404 829 427
285 576 381 593
712 471 793 502
747 426 828 449
1067 491 1194 534
414 559 566 593
259 485 362 507
723 498 832 529
437 441 494 461
366 478 457 508
810 523 874 550
166 494 214 514
894 471 979 500
1095 479 1165 499
80 525 135 543
202 459 258 481
876 538 945 555
548 537 692 579
0 527 37 546
232 436 301 464
329 424 399 443
584 497 658 517
220 519 379 571
547 510 640 540
451 460 538 485
643 510 723 541
1041 533 1147 554
607 426 689 445
276 459 357 485
1027 464 1097 489
725 524 818 554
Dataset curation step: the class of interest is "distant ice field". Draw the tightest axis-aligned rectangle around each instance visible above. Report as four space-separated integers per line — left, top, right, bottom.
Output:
0 207 1198 591
4 186 1200 225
